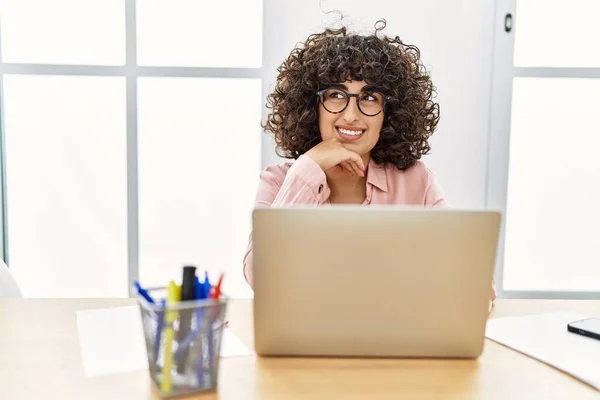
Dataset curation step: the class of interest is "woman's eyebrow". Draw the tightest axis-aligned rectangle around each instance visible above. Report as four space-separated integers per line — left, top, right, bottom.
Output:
361 85 378 92
328 84 378 92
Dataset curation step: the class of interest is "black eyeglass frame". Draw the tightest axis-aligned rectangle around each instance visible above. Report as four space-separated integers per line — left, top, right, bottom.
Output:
316 87 393 117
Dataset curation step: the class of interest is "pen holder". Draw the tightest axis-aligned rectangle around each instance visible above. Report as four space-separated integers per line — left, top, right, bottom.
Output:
135 287 228 398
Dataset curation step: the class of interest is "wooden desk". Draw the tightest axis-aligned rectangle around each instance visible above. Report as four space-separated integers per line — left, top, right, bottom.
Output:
1 299 599 400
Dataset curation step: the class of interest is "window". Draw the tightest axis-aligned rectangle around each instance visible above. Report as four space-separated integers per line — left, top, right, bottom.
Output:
137 77 261 298
0 0 126 65
0 0 263 298
487 0 600 298
513 0 600 68
2 75 128 297
504 78 600 292
136 0 262 68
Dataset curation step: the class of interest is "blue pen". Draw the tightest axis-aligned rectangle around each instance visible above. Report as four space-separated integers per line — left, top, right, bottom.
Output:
203 271 211 298
189 272 212 385
135 280 162 365
203 272 214 385
195 276 203 299
134 281 155 304
153 299 166 366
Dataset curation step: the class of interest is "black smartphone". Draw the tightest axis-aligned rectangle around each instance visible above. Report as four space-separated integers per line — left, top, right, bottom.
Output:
567 318 600 341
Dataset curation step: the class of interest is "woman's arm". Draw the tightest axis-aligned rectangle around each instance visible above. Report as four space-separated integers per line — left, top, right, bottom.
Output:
424 168 447 207
424 168 496 307
242 155 330 288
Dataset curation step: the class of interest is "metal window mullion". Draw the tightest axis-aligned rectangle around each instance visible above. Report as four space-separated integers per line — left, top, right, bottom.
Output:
503 290 600 300
137 66 261 78
0 64 125 76
514 67 600 78
125 0 139 296
0 63 261 79
0 15 8 264
486 0 518 299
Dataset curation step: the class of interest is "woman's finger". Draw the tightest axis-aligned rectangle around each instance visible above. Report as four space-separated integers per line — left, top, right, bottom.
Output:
351 160 365 177
343 154 365 176
346 151 366 173
340 161 355 176
343 159 362 177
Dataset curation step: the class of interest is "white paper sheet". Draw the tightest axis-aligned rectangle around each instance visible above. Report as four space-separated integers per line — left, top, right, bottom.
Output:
76 306 149 377
220 327 254 357
485 311 600 390
76 305 253 377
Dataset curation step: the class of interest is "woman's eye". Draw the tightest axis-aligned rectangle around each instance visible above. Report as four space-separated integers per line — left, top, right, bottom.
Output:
361 94 377 102
329 91 345 99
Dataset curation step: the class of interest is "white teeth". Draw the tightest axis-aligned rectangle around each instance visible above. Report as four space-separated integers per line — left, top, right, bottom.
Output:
338 128 364 136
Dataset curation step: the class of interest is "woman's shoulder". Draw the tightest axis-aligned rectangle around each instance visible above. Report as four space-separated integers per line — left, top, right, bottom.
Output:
382 160 436 184
379 160 445 205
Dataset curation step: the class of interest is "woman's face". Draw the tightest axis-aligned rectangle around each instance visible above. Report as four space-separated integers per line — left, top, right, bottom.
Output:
318 80 385 158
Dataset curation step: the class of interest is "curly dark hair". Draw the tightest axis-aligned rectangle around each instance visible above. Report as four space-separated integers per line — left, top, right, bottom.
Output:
263 20 440 170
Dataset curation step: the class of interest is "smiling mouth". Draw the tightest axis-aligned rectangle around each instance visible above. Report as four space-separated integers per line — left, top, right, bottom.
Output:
336 127 365 141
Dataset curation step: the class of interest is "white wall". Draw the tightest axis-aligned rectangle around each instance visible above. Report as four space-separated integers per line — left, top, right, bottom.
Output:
261 0 496 208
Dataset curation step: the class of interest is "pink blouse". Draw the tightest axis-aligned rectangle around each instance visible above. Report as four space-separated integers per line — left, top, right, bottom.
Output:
242 154 446 286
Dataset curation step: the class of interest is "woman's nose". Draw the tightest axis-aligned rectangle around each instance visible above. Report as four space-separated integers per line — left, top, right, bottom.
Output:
341 96 360 122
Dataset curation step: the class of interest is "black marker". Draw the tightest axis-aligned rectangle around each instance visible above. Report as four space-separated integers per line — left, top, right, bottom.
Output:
177 265 196 373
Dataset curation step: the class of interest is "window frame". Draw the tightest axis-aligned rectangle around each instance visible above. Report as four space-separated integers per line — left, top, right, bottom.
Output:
0 0 264 295
486 0 600 299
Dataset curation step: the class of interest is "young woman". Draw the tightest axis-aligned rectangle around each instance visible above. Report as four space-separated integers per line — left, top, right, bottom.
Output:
243 22 496 306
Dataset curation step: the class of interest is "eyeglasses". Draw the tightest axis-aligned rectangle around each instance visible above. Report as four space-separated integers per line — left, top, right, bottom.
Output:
316 87 390 117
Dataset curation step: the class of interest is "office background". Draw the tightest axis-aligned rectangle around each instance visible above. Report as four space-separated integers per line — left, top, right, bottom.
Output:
0 0 598 299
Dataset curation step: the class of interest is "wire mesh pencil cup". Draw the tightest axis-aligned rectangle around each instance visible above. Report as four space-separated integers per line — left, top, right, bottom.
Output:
134 286 228 398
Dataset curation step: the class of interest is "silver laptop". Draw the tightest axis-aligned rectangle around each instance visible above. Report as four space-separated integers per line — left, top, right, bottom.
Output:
252 206 501 358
